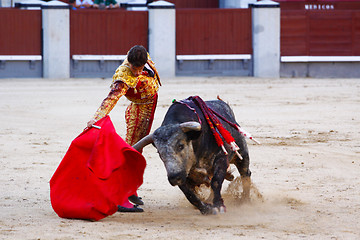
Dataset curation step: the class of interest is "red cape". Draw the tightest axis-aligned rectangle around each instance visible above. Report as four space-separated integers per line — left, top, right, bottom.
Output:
50 116 146 221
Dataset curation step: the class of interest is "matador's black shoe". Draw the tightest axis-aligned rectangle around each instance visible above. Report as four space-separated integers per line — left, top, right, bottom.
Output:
128 195 144 205
117 205 144 213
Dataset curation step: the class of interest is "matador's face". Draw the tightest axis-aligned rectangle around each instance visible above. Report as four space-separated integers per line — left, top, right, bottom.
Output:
129 64 145 77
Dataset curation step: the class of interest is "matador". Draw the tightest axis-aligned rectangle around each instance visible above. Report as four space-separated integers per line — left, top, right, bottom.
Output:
87 45 161 212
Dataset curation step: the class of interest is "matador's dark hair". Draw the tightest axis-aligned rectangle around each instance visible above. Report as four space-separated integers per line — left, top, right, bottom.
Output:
127 45 148 67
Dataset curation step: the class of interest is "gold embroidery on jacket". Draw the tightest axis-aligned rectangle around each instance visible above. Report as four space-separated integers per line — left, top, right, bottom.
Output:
125 100 156 145
92 54 160 123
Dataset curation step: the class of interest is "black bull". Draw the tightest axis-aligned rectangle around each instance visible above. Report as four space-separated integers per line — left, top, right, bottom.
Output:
133 98 252 215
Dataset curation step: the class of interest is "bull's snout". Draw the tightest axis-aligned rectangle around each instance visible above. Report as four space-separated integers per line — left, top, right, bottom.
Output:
168 172 186 186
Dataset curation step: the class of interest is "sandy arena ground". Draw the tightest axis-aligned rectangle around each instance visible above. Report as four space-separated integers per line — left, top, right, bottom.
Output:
0 77 359 239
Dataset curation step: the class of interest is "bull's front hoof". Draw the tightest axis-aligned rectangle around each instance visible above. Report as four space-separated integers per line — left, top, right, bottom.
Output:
201 208 218 215
211 205 226 214
219 205 226 213
200 204 219 215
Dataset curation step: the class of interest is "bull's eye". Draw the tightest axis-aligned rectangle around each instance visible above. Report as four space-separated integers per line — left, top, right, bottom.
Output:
177 144 184 152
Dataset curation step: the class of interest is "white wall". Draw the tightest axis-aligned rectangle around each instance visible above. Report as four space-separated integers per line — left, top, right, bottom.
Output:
148 1 176 78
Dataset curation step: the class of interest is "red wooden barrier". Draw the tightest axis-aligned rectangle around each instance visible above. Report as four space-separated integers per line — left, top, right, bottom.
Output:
281 10 308 56
70 9 148 55
280 1 360 56
281 9 360 56
2 3 359 60
0 8 41 55
176 8 252 55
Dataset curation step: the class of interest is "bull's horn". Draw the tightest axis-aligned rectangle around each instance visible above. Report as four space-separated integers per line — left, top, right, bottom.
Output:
180 121 201 133
132 134 154 152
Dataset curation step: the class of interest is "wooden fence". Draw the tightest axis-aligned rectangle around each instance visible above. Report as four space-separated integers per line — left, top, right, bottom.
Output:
176 8 252 55
281 9 360 56
1 4 360 58
280 1 360 56
70 9 148 56
0 8 41 55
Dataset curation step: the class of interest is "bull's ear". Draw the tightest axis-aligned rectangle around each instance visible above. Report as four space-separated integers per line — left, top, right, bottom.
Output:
180 122 201 140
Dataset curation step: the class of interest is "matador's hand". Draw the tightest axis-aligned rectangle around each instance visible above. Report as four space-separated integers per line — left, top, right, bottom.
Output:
87 119 96 129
